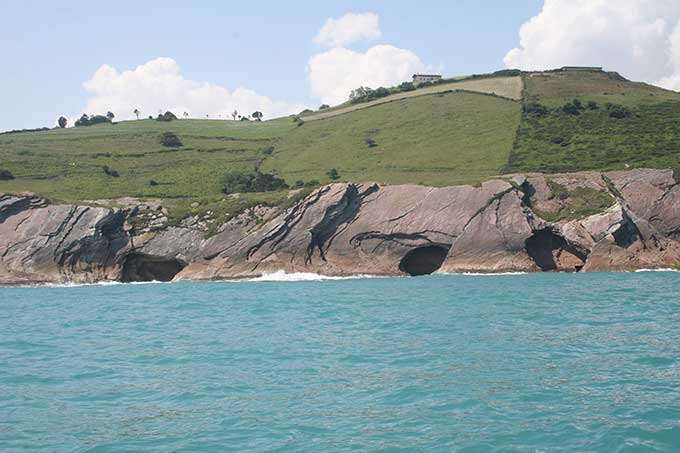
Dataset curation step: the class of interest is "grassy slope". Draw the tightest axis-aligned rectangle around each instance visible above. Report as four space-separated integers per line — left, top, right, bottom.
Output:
0 118 293 201
2 69 680 222
264 91 520 186
508 71 680 173
302 76 523 121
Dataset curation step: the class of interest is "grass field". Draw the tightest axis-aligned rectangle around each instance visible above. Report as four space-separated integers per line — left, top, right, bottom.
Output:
303 76 523 121
2 69 680 223
265 91 521 186
508 71 680 173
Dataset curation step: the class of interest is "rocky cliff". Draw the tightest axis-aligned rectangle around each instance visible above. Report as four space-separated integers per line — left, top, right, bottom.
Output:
1 169 678 285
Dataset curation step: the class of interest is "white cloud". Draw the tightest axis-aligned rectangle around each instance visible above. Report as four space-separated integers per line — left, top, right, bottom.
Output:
307 45 427 105
504 0 680 90
314 12 381 48
79 57 307 122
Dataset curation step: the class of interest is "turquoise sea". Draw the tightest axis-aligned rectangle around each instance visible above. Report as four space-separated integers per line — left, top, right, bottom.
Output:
1 272 679 452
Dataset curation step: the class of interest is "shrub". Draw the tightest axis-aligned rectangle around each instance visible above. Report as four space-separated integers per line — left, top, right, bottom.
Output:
221 170 288 194
397 82 416 92
493 69 522 77
562 99 584 115
102 165 120 177
259 145 274 155
159 132 183 147
326 168 340 180
318 104 330 110
149 180 158 186
75 114 111 127
365 138 378 148
587 101 599 110
523 102 548 116
57 116 67 128
0 169 15 180
417 81 434 88
305 180 320 187
293 180 305 189
606 103 632 119
156 111 177 122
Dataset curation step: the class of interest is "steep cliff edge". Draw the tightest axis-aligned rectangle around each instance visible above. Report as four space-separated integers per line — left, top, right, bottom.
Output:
1 169 678 285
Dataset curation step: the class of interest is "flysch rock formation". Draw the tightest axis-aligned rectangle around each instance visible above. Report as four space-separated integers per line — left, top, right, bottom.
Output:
1 169 678 285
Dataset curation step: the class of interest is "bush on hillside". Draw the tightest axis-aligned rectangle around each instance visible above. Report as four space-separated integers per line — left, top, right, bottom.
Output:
221 170 288 194
259 146 274 155
523 102 548 116
397 82 416 92
562 99 585 115
326 168 340 180
75 114 111 127
587 101 599 110
156 111 178 122
605 103 632 119
318 104 330 110
493 69 522 77
159 132 183 147
102 165 120 177
0 169 15 180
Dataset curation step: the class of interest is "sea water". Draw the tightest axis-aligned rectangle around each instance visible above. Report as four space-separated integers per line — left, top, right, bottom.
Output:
1 272 679 452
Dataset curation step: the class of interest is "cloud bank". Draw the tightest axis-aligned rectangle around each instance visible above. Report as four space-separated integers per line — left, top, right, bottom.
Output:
80 57 307 121
307 45 426 106
313 12 381 48
504 0 680 90
308 12 429 105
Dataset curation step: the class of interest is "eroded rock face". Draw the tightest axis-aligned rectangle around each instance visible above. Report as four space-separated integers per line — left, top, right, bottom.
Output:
1 168 678 284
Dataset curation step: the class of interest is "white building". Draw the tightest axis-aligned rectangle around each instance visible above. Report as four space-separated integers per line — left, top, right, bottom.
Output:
412 74 442 84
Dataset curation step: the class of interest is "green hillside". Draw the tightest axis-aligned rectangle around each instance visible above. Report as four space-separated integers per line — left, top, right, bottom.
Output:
1 69 679 221
508 70 680 173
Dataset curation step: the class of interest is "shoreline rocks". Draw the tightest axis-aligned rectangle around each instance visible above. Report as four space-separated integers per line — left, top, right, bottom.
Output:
1 168 678 285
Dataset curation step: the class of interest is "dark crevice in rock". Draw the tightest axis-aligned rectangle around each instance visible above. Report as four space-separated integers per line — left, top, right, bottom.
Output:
121 252 186 282
0 195 47 224
307 183 379 264
399 245 450 276
525 228 588 271
246 185 332 261
613 211 641 248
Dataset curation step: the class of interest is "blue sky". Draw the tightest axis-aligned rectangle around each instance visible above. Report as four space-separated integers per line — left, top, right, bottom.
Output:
3 1 680 131
0 0 542 130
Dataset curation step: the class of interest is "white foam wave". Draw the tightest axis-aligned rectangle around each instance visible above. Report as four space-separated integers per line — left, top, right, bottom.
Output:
436 271 528 276
634 268 679 273
246 270 382 282
9 280 170 289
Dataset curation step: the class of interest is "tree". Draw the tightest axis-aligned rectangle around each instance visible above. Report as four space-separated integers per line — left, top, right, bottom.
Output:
349 86 372 102
133 109 140 120
318 104 330 110
106 111 115 121
0 169 15 180
232 110 238 120
398 81 416 92
252 111 263 121
156 111 178 122
57 116 67 128
326 168 340 180
183 111 189 119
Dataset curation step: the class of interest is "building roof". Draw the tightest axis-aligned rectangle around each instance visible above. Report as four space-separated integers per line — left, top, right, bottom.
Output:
413 74 442 77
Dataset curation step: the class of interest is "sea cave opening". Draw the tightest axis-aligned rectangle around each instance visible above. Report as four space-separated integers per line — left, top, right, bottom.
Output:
121 253 186 282
525 229 587 272
399 245 449 276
